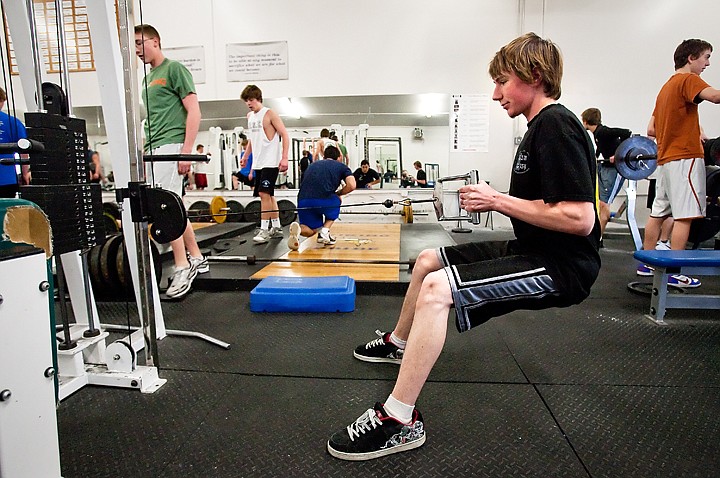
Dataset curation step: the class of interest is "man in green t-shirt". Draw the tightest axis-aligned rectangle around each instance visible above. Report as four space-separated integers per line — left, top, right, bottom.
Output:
135 24 207 299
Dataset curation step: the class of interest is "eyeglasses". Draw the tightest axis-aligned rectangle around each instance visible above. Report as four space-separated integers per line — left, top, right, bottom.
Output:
135 38 153 47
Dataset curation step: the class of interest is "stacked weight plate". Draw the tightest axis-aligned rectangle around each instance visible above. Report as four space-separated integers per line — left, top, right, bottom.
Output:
20 112 105 254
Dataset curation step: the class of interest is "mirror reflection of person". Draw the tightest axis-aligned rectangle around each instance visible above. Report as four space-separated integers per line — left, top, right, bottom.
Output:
413 161 429 187
353 159 381 189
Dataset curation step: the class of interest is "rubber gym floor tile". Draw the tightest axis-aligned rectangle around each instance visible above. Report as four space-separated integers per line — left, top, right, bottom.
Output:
495 299 720 387
57 369 235 478
154 378 586 478
539 384 720 477
97 292 527 384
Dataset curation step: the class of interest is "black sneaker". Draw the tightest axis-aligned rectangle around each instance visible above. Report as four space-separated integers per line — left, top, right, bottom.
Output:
353 330 404 364
327 402 426 461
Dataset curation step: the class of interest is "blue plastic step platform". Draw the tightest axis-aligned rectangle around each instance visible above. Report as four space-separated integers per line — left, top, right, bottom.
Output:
250 276 356 313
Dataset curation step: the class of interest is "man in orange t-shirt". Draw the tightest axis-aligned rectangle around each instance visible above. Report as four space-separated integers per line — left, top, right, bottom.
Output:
639 39 720 288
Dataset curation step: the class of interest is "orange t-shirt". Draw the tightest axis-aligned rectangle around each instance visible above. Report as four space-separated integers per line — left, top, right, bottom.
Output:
652 72 709 164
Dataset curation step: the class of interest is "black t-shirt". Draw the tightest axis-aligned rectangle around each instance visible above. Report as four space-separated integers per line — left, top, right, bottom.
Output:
353 167 380 188
416 169 429 187
298 159 352 200
594 124 632 161
509 103 601 300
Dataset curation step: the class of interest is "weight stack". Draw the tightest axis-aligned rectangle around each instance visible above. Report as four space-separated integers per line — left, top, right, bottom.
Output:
20 184 105 255
20 112 105 254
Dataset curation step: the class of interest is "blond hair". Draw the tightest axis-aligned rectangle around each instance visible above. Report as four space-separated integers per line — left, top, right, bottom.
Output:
489 32 563 100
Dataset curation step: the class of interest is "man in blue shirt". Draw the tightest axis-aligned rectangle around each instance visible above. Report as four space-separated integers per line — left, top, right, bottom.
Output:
0 87 29 198
287 145 356 250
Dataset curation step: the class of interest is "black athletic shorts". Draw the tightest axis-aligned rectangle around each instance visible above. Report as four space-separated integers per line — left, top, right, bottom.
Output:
252 168 279 197
438 241 579 333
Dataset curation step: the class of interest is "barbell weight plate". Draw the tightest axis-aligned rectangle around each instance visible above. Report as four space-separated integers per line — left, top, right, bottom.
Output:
210 196 228 224
688 166 720 246
103 212 121 236
614 136 658 181
277 199 297 226
703 138 720 166
626 281 685 296
99 234 124 290
226 200 245 222
212 238 248 253
115 238 163 298
116 240 133 297
188 201 210 223
403 203 414 223
88 241 105 295
102 202 121 221
244 200 262 225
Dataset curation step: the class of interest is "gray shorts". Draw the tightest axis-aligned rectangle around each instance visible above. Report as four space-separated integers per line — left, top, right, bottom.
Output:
438 241 571 333
597 163 624 204
650 158 706 220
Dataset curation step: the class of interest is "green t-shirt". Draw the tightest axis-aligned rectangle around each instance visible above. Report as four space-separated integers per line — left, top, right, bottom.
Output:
142 58 195 152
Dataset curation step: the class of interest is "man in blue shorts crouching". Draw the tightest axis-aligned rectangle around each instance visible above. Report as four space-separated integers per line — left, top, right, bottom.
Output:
287 145 356 250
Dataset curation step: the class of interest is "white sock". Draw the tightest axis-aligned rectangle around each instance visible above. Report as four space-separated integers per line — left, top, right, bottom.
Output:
321 227 330 236
389 331 406 349
260 219 270 230
384 394 414 424
271 218 281 229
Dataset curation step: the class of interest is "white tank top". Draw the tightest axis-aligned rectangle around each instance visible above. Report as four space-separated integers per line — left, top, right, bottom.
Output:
247 107 281 169
318 138 338 159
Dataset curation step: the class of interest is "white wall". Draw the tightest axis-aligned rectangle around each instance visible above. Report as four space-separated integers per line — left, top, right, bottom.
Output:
6 0 720 227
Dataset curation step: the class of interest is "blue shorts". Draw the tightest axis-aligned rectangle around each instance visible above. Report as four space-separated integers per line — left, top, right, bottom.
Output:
297 196 341 230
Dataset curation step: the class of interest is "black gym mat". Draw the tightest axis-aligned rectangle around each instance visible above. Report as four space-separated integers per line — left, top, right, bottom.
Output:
56 224 720 477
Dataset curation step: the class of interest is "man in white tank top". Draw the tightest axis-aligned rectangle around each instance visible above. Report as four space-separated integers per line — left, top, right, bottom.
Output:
240 85 290 243
314 128 344 162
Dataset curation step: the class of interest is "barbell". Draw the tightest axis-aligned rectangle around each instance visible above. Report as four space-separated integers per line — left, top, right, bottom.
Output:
613 135 720 181
206 254 416 268
185 197 430 225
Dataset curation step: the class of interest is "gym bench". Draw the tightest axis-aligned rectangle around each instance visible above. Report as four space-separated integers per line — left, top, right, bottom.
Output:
633 250 720 325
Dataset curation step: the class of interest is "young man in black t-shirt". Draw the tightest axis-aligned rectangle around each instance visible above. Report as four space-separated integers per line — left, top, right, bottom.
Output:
327 32 601 461
352 159 381 189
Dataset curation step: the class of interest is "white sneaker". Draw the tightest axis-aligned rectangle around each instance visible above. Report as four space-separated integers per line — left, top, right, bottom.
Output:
287 222 300 251
655 240 671 251
188 255 209 274
253 228 272 244
317 230 336 245
165 266 197 299
269 226 284 239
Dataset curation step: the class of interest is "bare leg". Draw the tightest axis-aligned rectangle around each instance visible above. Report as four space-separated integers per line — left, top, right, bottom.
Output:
392 249 443 340
299 225 317 237
598 201 610 236
642 215 666 251
183 220 202 258
170 235 189 269
391 270 453 405
259 192 280 223
670 218 693 250
660 217 674 242
170 220 201 268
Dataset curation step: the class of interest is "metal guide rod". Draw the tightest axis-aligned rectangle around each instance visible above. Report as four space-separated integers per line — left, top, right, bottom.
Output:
24 0 45 112
53 0 72 116
117 0 159 368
